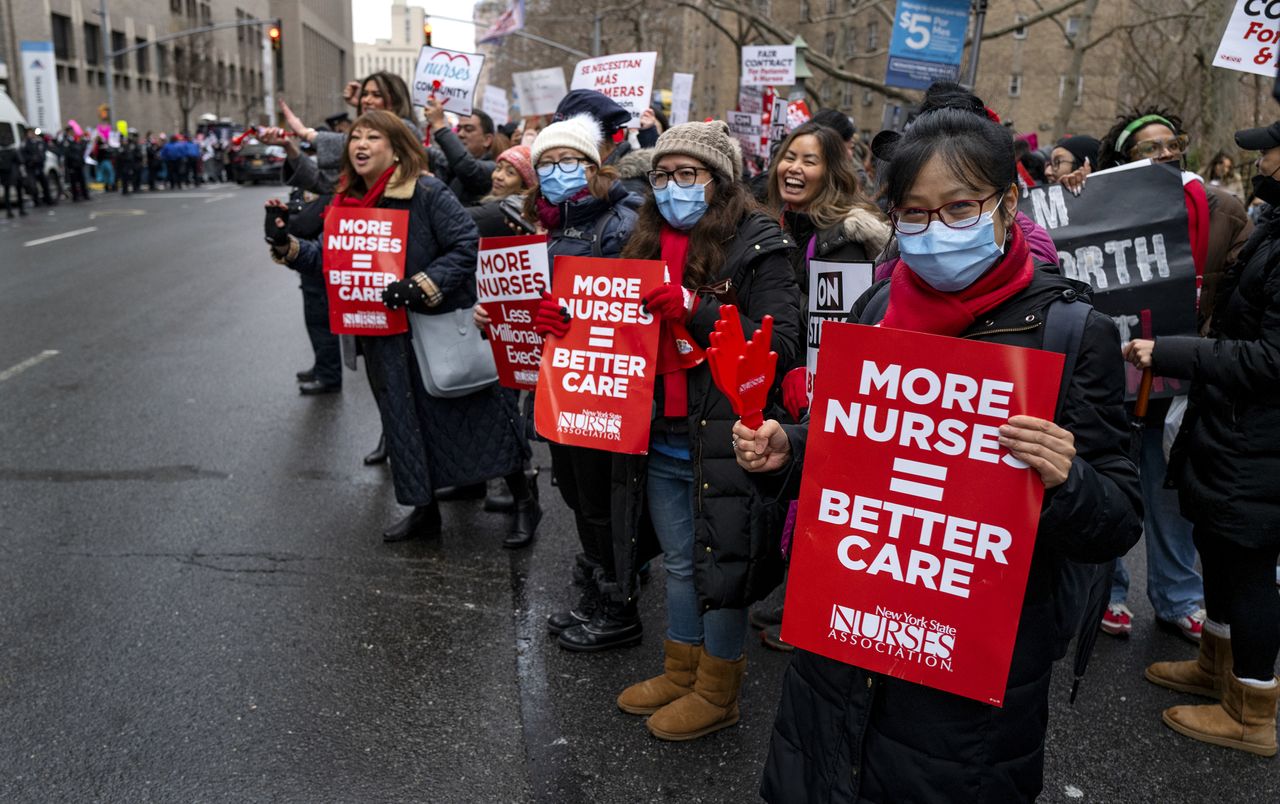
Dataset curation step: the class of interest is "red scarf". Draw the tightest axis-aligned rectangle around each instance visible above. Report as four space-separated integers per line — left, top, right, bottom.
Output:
325 165 398 217
657 226 706 417
535 187 592 230
881 221 1034 336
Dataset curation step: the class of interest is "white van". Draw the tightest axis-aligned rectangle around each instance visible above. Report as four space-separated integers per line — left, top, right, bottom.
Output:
0 89 65 195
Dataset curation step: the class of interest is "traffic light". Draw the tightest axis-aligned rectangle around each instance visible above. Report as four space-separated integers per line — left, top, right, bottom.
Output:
268 21 282 51
423 23 432 46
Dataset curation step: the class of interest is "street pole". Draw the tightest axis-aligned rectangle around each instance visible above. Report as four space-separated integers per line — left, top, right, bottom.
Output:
592 15 602 58
960 0 988 90
99 0 115 124
262 28 275 126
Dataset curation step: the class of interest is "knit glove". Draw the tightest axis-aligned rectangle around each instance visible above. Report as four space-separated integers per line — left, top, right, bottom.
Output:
781 367 810 422
534 291 571 339
382 279 426 311
264 206 291 246
642 282 691 321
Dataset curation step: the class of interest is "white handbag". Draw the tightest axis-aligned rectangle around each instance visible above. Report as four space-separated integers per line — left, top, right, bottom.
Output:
408 307 498 398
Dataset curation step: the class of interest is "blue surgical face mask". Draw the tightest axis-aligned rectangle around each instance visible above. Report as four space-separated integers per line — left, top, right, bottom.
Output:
538 164 588 204
897 210 1005 292
654 181 710 230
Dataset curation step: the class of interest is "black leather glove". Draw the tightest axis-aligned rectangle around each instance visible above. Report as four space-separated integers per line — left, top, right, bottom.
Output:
382 279 428 311
264 206 291 247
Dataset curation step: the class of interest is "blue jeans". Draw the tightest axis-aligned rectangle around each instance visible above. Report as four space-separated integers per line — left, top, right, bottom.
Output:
647 450 748 660
1110 424 1203 619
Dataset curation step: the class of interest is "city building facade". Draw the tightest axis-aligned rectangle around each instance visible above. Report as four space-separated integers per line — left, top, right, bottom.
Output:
354 0 427 90
0 0 352 135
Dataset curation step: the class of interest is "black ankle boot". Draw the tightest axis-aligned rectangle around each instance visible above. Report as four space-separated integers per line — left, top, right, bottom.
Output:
503 495 541 549
548 556 600 635
435 482 486 501
557 598 643 652
363 434 388 465
382 505 441 542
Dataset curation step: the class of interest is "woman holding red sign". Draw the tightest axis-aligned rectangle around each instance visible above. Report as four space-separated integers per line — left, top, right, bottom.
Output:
267 110 538 548
736 108 1142 802
523 114 646 652
607 121 802 741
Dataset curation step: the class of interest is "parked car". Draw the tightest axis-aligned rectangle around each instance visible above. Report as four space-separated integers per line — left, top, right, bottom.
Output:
1 90 64 197
229 140 284 184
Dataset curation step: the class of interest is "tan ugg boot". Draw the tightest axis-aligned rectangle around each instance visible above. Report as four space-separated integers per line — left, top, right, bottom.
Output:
1163 673 1279 757
1146 629 1233 699
617 640 701 715
646 652 745 741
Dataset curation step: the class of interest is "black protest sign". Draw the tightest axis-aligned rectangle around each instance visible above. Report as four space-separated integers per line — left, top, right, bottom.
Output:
1018 162 1196 397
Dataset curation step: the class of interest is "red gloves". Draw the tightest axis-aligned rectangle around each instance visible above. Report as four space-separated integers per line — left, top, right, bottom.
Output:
534 291 571 339
782 367 810 422
642 282 690 321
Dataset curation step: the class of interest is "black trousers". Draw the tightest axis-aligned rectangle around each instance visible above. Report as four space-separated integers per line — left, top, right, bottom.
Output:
67 164 88 200
548 442 616 583
0 169 23 211
1195 527 1280 681
298 271 342 386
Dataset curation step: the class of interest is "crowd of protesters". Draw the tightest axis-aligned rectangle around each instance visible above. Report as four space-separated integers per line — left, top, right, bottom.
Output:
1 125 237 217
247 65 1278 801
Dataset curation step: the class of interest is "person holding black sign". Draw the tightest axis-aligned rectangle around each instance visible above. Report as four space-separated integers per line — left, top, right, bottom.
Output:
1094 109 1252 644
1125 121 1280 757
738 107 1142 802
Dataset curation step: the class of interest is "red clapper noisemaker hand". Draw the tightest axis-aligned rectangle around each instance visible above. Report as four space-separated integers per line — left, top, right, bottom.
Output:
705 305 777 430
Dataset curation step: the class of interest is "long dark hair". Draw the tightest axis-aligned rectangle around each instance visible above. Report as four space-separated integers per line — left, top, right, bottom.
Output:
622 166 761 288
884 108 1016 227
362 72 414 121
336 110 429 196
767 121 877 230
1097 107 1183 170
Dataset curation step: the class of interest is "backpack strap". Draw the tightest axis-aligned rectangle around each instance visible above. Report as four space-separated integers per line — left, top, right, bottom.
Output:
1041 290 1091 419
590 209 614 259
856 282 893 325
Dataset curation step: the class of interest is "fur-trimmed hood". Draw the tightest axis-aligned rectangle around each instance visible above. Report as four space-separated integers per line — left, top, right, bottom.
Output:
612 148 655 181
817 205 892 258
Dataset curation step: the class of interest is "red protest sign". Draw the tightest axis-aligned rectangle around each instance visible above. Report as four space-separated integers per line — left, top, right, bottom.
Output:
322 207 409 336
534 256 664 453
781 323 1063 706
477 234 551 391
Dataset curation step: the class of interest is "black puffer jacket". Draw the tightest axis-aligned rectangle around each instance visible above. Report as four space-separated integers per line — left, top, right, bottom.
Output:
611 212 803 608
760 269 1142 803
1158 207 1280 546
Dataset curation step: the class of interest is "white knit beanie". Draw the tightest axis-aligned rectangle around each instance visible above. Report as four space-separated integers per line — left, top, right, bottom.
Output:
531 114 604 167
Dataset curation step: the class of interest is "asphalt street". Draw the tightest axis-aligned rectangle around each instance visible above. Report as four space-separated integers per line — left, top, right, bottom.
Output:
0 185 1276 803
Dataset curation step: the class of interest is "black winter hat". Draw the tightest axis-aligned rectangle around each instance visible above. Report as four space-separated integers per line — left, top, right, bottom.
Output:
1056 135 1100 168
553 90 631 137
1235 121 1280 151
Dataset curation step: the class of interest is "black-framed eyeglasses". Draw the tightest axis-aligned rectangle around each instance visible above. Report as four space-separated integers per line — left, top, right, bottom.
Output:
647 167 711 189
1050 157 1079 172
1128 134 1189 160
535 157 591 176
889 189 1004 235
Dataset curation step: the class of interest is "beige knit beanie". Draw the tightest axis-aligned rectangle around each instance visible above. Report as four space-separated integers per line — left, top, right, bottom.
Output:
652 121 741 181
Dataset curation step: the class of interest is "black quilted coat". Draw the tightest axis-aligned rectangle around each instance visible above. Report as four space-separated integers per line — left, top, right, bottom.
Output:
292 175 526 505
760 269 1142 803
611 212 803 609
1158 207 1280 547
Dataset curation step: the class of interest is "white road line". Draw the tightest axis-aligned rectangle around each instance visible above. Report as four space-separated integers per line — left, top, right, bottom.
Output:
0 350 59 382
23 227 98 247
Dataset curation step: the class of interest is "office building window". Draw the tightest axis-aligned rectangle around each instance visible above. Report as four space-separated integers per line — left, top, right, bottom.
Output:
51 14 74 60
136 39 148 73
112 31 127 70
84 23 102 65
1009 73 1022 97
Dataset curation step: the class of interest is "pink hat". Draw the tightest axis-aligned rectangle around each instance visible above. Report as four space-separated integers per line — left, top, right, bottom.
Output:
497 145 536 189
